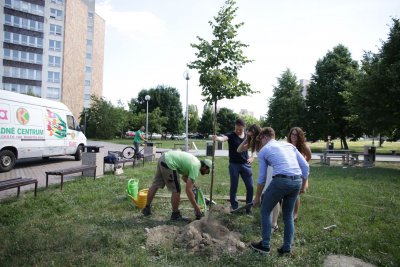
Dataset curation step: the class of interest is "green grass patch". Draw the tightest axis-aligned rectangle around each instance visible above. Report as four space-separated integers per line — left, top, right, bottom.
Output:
1 160 399 266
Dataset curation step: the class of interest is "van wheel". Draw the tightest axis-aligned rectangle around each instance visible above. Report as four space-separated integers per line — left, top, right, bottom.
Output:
74 145 83 161
0 150 16 172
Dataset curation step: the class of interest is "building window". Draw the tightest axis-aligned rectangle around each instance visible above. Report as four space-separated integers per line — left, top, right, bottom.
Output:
49 55 61 67
84 80 91 86
51 0 64 5
49 40 62 51
48 71 60 83
50 8 63 19
4 32 11 42
50 24 62 35
84 94 91 100
85 66 92 72
3 67 41 80
86 53 92 59
87 26 93 33
47 87 60 99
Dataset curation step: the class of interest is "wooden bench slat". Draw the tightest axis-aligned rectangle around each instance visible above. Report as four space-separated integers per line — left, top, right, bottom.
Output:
46 165 96 190
0 178 38 198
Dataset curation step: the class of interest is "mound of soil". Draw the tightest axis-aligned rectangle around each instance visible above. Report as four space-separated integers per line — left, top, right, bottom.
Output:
145 214 245 259
323 255 376 267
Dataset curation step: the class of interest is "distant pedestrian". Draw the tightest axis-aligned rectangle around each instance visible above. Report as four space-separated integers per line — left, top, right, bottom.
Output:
251 127 309 255
213 118 254 215
133 126 146 158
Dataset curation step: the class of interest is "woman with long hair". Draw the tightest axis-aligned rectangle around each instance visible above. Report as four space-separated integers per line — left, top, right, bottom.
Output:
237 124 280 230
287 127 311 219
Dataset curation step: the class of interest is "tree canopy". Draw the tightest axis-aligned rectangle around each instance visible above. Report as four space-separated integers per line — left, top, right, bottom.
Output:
305 44 360 148
128 85 183 134
346 18 400 140
266 69 305 139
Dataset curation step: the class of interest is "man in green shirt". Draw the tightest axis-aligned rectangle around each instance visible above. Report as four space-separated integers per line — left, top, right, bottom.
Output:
142 151 212 221
133 126 146 158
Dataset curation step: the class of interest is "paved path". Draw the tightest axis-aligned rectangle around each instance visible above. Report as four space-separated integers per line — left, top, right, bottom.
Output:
1 140 399 199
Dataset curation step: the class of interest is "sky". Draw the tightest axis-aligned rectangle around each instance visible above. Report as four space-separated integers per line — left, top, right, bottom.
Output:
95 0 399 119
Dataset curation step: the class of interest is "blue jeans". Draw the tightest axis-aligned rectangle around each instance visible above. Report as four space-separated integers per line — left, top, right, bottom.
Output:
229 162 253 209
261 176 302 251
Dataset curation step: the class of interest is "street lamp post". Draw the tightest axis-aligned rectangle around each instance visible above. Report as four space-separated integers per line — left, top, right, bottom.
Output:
183 71 191 152
145 95 150 140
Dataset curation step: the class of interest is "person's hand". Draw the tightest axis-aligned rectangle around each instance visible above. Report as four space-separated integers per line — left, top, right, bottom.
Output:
253 196 261 207
247 157 254 164
194 205 203 219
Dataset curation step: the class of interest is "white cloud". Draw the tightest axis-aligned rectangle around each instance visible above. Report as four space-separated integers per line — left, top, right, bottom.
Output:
96 0 167 40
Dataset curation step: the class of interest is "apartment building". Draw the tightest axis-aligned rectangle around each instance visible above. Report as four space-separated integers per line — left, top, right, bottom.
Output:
1 0 105 119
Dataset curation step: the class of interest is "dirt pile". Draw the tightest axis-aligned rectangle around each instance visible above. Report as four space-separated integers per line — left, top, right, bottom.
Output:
145 215 245 259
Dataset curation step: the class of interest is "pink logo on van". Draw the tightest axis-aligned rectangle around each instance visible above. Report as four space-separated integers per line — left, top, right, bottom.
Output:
0 109 8 120
16 108 29 125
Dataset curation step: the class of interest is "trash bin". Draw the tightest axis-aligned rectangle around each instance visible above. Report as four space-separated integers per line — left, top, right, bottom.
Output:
217 141 223 150
369 146 376 162
146 142 154 147
82 145 104 177
328 142 334 150
206 142 213 156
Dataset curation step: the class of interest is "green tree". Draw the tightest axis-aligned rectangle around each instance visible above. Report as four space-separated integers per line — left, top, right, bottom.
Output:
188 104 199 133
128 85 183 134
188 0 255 205
347 18 400 141
266 69 305 139
306 44 360 148
217 107 237 134
198 104 213 136
130 108 168 138
242 114 260 129
84 96 122 139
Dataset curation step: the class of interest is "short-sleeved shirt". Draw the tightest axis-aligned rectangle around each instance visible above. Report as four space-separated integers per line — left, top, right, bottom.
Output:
134 129 143 143
226 131 248 164
164 151 201 181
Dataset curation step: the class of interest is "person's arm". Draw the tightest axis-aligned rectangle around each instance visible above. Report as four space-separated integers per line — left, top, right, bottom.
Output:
253 183 265 207
304 144 312 162
296 149 310 193
237 137 249 152
185 178 202 218
212 135 228 142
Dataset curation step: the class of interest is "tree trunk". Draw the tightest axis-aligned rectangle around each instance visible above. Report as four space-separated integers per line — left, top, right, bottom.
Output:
341 137 348 150
209 100 218 210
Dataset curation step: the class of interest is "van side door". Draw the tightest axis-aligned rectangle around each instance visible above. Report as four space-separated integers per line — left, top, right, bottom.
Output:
65 115 81 154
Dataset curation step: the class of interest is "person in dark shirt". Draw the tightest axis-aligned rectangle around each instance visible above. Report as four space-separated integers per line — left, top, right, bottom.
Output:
213 118 254 214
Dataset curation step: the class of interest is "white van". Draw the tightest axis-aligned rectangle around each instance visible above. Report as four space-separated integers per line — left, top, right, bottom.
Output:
0 91 87 172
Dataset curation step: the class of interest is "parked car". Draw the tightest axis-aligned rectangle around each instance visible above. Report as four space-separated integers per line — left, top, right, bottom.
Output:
125 131 136 138
149 133 162 140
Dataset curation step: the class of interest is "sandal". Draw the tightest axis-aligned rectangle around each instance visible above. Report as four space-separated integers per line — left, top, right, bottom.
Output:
272 225 279 232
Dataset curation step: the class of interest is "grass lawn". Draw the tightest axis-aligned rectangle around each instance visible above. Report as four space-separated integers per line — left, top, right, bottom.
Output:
102 138 400 154
1 159 399 266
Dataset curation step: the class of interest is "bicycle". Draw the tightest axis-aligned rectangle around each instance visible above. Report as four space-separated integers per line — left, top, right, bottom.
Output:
122 143 145 159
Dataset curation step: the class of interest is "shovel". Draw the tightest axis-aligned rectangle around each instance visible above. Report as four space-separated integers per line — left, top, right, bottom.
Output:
230 202 253 214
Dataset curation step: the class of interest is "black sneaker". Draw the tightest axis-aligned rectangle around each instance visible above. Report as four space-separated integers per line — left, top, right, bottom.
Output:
170 211 190 222
250 241 270 255
277 246 291 255
142 205 152 216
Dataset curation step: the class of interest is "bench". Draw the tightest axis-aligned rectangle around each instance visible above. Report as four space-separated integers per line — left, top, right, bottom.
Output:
173 143 192 150
0 178 38 197
45 165 96 190
104 151 139 173
322 155 346 165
